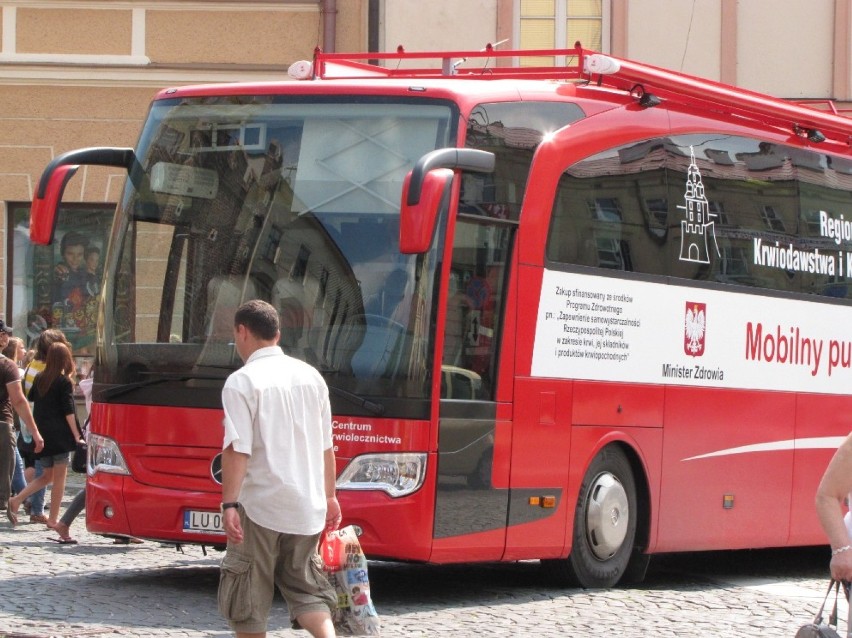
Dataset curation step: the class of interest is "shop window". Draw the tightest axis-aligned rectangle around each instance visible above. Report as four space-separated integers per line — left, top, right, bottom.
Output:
8 203 114 355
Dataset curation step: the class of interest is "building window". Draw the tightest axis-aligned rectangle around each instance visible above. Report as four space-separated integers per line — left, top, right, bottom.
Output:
709 201 730 226
517 0 608 66
8 203 114 355
760 205 787 232
595 236 632 270
589 197 622 222
718 245 751 281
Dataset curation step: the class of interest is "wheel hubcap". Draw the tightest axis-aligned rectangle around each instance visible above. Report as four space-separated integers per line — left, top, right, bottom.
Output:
585 472 629 560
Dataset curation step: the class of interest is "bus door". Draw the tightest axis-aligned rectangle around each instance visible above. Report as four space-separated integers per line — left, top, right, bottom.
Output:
431 212 516 562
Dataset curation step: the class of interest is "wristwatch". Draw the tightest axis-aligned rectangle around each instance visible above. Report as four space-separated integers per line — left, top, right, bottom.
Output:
220 502 240 513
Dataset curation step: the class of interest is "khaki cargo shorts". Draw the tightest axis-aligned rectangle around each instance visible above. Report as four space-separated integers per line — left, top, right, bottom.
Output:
217 507 337 634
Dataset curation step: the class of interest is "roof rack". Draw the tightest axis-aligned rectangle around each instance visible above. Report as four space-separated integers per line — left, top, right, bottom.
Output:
312 43 585 81
310 44 852 147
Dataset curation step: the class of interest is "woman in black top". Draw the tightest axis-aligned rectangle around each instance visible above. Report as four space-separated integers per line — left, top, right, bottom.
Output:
7 342 82 527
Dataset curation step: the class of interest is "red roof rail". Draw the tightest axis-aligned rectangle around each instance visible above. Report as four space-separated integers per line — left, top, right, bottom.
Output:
311 44 588 81
794 99 852 117
310 44 852 146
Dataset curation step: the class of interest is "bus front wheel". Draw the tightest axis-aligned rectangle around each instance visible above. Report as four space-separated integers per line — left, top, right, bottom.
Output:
544 445 638 588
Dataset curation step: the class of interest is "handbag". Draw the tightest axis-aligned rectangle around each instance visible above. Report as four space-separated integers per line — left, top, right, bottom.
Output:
796 580 849 638
71 414 90 474
71 438 87 473
321 525 381 635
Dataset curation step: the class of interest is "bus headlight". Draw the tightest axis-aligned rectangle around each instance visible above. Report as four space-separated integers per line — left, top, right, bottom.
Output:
337 453 427 497
88 434 130 476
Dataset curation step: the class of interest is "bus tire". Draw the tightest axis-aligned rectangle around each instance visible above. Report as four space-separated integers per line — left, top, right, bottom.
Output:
545 445 638 588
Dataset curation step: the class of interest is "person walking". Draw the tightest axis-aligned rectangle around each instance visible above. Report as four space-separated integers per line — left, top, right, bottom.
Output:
0 319 43 514
816 431 852 581
218 299 340 638
21 329 72 523
2 336 29 504
8 342 83 527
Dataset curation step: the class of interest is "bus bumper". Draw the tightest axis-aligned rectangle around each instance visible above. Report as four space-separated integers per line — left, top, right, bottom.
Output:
86 473 226 546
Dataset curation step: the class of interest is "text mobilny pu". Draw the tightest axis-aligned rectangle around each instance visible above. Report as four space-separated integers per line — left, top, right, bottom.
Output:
745 322 852 377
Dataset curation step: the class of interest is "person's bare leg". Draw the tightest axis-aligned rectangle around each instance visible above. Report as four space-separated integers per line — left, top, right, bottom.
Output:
47 464 67 526
9 467 53 512
295 611 335 638
54 520 71 539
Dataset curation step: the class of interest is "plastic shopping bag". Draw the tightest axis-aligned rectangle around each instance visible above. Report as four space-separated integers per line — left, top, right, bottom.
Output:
321 525 381 636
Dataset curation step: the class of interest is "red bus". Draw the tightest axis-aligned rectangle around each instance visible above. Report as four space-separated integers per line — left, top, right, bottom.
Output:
30 45 852 587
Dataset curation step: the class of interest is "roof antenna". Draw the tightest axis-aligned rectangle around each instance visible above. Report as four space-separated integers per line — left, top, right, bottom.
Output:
452 39 509 71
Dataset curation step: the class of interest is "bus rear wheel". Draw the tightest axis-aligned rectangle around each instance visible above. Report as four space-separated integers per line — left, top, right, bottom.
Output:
544 445 638 588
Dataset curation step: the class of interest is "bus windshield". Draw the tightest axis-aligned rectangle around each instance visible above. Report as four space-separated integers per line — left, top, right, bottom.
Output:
99 96 456 414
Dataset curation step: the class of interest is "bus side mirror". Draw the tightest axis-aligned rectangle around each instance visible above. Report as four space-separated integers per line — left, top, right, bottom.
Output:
30 147 137 245
399 147 495 255
400 168 453 254
30 164 79 245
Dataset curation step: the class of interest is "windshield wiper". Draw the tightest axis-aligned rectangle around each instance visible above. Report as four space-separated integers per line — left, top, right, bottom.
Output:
328 385 385 417
100 372 228 400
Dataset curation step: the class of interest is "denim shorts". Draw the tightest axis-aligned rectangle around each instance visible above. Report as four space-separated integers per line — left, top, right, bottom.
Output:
38 452 69 468
217 507 336 634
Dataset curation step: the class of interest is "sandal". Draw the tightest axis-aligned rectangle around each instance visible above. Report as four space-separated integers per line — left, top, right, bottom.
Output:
113 536 143 545
51 536 78 545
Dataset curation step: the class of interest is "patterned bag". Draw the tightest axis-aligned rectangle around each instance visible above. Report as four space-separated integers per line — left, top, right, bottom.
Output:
795 580 847 638
321 525 381 636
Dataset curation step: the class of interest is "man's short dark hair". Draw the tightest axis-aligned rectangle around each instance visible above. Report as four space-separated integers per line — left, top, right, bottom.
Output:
234 299 279 341
60 231 88 255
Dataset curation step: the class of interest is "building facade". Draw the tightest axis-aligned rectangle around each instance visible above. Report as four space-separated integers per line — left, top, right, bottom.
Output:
1 0 849 343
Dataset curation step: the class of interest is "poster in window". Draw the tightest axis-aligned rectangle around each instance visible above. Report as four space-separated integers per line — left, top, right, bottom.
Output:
10 205 112 355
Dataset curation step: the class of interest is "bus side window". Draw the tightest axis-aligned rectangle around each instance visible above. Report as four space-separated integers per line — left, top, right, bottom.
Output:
547 134 846 299
442 220 513 400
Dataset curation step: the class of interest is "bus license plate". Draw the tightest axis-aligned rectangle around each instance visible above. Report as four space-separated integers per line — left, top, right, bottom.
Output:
183 509 224 534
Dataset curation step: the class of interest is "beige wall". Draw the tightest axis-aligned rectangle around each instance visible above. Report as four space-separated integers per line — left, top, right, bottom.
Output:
624 0 722 81
146 10 316 65
381 0 498 65
736 0 834 98
17 8 132 55
0 85 153 201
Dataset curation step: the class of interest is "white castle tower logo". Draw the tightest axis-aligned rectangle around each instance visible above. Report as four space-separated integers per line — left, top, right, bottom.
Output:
678 146 719 264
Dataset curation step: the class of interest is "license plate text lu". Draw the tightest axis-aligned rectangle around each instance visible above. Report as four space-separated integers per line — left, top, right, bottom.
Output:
183 509 224 534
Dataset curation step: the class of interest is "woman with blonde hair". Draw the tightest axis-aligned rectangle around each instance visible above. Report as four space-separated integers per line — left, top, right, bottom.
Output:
7 342 83 527
2 336 26 367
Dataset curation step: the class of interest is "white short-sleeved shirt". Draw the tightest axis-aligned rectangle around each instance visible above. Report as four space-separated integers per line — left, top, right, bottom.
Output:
222 346 332 535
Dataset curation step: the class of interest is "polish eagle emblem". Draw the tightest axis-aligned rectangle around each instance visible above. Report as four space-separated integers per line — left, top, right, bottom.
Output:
684 302 706 357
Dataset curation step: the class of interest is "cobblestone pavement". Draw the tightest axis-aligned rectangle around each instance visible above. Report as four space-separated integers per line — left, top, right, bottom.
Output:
0 479 842 637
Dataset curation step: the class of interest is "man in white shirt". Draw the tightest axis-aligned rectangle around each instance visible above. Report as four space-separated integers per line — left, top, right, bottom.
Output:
219 299 341 638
